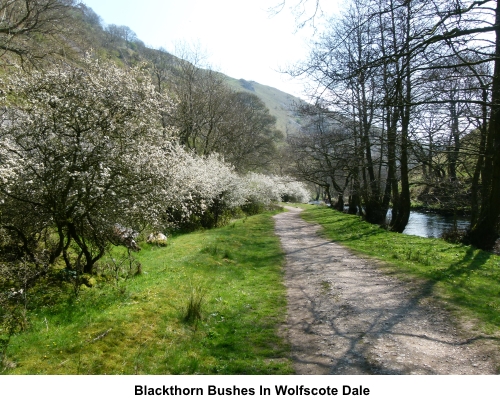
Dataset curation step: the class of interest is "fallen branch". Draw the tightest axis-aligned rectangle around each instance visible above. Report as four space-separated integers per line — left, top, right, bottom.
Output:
87 328 112 343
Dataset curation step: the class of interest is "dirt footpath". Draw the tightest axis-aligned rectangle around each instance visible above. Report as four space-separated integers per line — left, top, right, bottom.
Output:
274 207 500 375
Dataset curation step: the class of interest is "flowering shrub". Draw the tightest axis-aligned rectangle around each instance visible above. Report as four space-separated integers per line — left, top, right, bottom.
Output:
244 173 310 206
0 55 310 278
0 57 177 274
276 177 311 204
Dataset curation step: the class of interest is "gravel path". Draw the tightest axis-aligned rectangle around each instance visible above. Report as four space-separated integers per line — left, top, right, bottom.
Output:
274 207 500 375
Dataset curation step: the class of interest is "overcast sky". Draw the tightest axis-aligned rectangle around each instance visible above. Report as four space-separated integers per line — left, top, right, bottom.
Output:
81 0 340 98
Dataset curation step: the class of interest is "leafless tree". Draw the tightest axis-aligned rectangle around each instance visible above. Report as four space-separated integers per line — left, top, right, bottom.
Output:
0 0 76 65
283 0 500 247
165 45 282 172
287 104 356 211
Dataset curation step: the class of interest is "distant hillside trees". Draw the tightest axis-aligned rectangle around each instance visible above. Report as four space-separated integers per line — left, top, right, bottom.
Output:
287 105 357 212
105 24 139 49
0 0 287 175
147 47 284 172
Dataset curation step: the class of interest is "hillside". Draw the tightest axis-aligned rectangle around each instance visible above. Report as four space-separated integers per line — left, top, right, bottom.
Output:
73 4 305 138
224 76 303 135
0 2 304 137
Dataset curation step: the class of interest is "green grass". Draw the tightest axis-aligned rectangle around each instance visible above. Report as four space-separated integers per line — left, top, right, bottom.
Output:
301 206 500 334
2 212 292 375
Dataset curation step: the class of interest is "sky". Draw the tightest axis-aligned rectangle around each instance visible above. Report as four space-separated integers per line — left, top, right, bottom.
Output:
81 0 341 98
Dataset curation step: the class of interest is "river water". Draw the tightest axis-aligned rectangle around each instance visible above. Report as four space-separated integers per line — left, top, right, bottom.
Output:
394 210 470 238
338 203 471 239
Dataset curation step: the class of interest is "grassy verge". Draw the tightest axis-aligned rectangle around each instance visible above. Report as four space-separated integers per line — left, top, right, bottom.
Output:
2 212 292 374
301 206 500 334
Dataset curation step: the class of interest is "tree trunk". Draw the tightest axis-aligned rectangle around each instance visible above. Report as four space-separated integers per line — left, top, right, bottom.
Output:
470 87 488 228
467 2 500 250
448 98 460 181
334 194 344 211
391 57 412 233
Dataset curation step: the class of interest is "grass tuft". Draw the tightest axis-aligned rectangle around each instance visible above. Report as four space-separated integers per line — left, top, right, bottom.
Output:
183 285 204 324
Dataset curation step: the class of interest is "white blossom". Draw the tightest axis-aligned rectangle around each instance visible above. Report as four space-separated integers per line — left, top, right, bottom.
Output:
0 55 309 273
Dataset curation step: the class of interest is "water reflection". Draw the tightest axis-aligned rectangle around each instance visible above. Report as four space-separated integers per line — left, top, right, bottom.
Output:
388 210 470 238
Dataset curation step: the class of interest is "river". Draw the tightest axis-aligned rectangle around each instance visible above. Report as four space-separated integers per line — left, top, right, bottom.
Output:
390 210 470 238
335 202 471 239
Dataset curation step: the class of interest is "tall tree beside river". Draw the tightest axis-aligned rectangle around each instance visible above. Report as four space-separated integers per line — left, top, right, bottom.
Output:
283 0 499 248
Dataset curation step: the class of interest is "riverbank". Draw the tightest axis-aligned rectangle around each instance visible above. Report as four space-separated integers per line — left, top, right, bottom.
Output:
298 205 500 335
409 203 471 217
339 204 471 239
